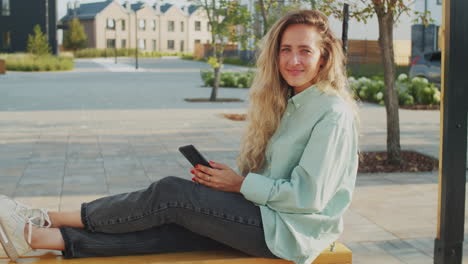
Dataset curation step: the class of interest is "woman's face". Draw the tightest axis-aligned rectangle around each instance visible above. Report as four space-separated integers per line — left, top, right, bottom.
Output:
279 24 324 93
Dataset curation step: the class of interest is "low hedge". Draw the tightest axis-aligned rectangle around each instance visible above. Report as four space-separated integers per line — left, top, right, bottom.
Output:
74 48 192 58
0 53 74 71
200 70 255 88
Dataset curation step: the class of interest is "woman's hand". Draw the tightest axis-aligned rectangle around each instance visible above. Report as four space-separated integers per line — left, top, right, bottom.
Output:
191 161 245 193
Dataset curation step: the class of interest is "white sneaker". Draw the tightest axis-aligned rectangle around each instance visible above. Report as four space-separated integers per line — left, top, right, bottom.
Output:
0 196 51 261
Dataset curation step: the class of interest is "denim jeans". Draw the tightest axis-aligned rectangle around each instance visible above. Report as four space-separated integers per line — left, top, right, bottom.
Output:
59 176 279 259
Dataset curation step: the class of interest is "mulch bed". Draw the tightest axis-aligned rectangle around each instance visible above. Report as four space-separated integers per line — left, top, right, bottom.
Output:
220 113 442 174
400 104 440 110
185 98 244 102
358 151 438 173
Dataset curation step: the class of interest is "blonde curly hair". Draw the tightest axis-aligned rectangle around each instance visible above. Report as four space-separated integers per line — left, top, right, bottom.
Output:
237 10 358 176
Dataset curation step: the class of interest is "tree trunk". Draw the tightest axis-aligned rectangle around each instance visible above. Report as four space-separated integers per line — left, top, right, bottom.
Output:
258 0 268 35
377 12 401 165
211 66 220 101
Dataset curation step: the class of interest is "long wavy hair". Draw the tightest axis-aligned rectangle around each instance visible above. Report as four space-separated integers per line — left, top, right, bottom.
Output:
237 10 359 176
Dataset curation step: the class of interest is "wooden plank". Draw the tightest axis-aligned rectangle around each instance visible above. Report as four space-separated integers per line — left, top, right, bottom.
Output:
0 243 352 264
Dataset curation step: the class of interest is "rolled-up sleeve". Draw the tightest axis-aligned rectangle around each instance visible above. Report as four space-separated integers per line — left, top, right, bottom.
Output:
240 115 357 214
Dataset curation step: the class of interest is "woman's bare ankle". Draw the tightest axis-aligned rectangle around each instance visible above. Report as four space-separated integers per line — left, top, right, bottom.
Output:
25 225 65 251
48 211 84 228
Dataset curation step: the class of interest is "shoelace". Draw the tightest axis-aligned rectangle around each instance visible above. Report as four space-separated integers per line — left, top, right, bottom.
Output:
26 208 52 245
15 203 52 246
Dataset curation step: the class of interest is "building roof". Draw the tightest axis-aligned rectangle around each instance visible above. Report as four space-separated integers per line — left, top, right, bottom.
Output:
188 5 201 15
61 0 112 21
130 2 145 11
160 3 172 13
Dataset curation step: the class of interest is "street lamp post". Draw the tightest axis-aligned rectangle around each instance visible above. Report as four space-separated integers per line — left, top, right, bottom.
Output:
135 12 139 69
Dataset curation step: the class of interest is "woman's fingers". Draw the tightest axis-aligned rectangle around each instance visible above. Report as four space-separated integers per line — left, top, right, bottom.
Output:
195 164 219 176
208 161 229 170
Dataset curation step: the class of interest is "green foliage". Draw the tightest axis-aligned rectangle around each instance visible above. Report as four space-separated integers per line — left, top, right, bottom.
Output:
200 70 255 88
3 53 74 71
223 56 255 67
63 18 88 52
73 48 186 58
255 0 303 37
27 25 51 56
347 63 409 79
190 0 252 68
349 74 440 106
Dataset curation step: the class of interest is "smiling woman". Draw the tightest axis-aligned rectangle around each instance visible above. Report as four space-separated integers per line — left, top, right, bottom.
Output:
0 10 358 264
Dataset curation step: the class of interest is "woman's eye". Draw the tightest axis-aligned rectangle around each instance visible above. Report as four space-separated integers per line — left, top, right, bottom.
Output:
280 48 290 52
302 49 312 54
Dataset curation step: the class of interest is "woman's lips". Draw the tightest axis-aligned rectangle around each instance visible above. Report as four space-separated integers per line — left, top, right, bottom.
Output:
287 69 303 76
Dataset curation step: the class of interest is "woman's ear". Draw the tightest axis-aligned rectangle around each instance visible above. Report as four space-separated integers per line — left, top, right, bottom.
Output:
319 57 325 68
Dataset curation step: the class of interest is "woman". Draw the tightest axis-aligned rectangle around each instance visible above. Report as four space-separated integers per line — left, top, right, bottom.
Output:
0 10 359 264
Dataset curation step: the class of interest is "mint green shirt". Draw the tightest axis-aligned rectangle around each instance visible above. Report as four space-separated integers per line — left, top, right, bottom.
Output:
240 84 359 264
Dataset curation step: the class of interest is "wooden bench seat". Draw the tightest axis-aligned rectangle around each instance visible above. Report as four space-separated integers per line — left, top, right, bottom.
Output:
0 243 351 264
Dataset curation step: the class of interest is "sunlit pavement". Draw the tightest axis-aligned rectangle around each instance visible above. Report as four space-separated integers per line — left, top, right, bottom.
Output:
0 57 467 263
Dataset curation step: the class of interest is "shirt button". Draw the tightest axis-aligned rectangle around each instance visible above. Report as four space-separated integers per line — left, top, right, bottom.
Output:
286 112 290 116
297 103 300 107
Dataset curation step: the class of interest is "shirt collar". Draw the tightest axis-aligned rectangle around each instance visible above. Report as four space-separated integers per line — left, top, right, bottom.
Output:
288 83 323 109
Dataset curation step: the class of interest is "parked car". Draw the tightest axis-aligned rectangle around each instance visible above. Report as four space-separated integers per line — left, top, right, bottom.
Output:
409 51 441 86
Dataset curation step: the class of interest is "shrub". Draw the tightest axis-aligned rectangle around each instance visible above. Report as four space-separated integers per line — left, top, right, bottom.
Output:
349 74 439 106
27 25 51 56
4 53 74 71
200 70 255 88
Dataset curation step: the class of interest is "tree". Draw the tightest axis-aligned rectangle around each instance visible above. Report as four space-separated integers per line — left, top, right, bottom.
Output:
27 25 50 56
190 0 251 101
63 18 88 53
319 0 431 165
255 0 303 37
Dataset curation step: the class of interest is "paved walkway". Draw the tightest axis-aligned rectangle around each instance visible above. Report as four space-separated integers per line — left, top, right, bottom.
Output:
0 58 467 263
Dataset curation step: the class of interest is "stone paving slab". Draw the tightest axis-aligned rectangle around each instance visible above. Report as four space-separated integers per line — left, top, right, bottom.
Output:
0 58 467 263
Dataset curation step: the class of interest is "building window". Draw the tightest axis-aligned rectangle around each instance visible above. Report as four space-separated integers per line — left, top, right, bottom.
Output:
151 20 156 31
1 0 10 16
194 39 201 45
2 32 11 48
168 21 175 32
180 40 184 52
139 19 146 30
207 22 210 32
206 39 210 44
180 21 184 32
195 21 201 31
167 40 175 50
152 40 157 51
121 20 126 31
107 18 116 30
106 39 116 48
121 39 126 48
436 0 442 5
138 39 146 50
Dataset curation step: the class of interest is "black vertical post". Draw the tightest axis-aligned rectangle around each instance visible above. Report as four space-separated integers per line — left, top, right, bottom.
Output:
434 0 468 262
135 11 139 70
115 20 118 64
341 3 349 57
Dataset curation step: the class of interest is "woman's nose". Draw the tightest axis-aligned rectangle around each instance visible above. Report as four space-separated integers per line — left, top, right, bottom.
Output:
289 53 300 65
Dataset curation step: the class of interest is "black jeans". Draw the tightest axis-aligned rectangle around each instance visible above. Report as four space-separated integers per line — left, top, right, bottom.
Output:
59 176 279 259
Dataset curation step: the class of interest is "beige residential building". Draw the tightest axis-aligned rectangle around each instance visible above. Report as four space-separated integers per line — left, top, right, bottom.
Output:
60 0 212 53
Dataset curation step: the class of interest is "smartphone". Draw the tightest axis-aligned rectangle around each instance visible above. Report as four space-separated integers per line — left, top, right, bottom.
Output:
178 145 213 168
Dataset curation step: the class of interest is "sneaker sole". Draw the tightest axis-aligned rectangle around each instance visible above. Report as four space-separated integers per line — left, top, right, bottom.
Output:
0 219 19 262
